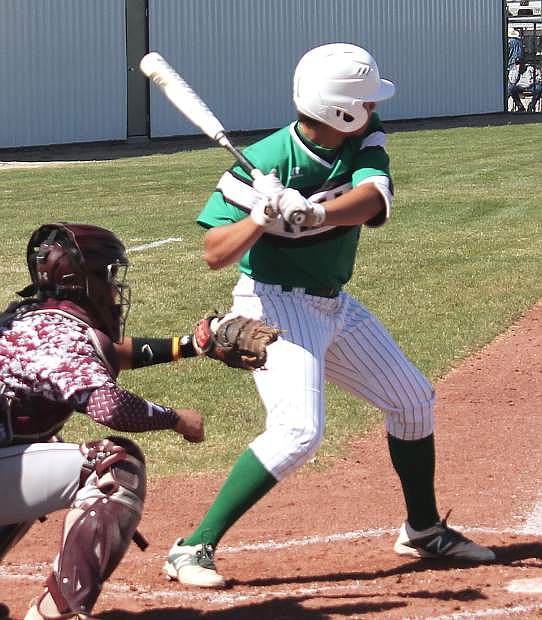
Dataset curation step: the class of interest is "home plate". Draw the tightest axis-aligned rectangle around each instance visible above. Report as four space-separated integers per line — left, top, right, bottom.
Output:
507 578 542 593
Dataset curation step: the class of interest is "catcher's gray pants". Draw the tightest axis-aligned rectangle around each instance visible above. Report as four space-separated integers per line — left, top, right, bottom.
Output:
0 442 83 525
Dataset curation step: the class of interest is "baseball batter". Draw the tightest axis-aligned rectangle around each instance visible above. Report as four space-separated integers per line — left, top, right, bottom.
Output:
164 43 495 588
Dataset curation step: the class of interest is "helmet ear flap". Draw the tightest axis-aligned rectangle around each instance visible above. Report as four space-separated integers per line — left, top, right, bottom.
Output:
335 104 368 131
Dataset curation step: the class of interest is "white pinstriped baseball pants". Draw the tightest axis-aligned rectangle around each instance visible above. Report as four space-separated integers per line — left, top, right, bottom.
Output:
231 275 435 481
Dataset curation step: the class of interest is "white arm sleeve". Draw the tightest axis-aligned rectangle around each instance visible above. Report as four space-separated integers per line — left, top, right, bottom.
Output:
357 175 393 227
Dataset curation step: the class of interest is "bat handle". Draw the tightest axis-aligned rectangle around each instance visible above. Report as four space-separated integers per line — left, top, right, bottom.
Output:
247 165 305 225
216 132 261 179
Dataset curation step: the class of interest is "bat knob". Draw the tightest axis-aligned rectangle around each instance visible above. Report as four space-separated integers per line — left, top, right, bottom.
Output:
290 210 306 226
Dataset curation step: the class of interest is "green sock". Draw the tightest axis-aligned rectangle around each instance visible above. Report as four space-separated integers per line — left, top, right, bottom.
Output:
387 433 439 531
182 448 277 548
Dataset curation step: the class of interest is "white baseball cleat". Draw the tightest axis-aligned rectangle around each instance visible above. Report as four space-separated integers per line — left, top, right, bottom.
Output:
164 538 226 588
394 515 496 563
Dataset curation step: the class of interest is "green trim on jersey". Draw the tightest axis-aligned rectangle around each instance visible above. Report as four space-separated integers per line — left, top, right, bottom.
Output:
197 114 392 290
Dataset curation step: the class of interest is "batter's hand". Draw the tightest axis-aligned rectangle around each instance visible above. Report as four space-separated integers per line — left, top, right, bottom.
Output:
253 171 285 205
277 188 326 228
174 408 204 443
250 194 279 227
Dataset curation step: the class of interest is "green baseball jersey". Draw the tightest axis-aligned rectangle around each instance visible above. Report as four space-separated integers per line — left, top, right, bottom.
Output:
197 113 393 290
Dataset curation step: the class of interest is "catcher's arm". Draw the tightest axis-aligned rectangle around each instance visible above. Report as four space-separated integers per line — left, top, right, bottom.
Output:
116 336 190 370
117 313 279 371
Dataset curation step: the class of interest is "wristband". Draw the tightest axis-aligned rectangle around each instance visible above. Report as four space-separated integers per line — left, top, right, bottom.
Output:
180 335 197 358
131 336 196 368
171 336 181 361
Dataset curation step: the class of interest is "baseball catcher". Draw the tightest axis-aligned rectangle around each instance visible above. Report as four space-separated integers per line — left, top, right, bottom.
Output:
0 222 277 620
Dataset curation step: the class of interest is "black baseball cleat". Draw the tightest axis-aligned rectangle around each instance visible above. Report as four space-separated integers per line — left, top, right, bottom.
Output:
394 512 496 562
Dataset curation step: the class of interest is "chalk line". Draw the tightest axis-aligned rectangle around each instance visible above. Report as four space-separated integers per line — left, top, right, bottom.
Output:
127 237 183 253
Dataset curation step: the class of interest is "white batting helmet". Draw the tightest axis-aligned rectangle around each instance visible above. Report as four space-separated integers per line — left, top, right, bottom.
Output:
293 43 395 132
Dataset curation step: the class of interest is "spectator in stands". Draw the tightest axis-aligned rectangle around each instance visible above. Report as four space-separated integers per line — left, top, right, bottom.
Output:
509 57 542 112
507 26 523 70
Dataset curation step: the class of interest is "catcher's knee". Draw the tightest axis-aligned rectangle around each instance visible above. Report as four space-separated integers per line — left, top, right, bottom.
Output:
41 436 146 616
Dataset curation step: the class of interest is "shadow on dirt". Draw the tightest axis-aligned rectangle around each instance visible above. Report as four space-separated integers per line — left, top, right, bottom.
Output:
233 555 497 589
99 583 489 619
230 539 542 590
94 543 542 620
407 587 486 602
100 596 406 619
98 565 493 619
493 540 542 563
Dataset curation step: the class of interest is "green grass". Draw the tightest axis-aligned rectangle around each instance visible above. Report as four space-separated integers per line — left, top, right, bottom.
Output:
1 122 541 476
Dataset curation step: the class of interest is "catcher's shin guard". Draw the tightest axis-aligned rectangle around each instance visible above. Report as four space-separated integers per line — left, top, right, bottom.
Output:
0 521 34 562
38 437 146 618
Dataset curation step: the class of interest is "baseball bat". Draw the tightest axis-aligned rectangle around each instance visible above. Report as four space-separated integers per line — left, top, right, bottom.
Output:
139 52 262 179
139 52 306 225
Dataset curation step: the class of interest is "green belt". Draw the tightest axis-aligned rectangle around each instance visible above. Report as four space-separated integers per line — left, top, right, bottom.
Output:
280 285 341 298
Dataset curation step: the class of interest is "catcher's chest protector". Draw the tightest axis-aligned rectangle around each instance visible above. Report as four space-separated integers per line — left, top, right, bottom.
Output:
38 300 121 377
0 301 120 447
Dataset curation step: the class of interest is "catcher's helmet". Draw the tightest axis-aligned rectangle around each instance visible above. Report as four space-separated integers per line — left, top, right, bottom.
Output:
23 222 131 342
293 43 395 132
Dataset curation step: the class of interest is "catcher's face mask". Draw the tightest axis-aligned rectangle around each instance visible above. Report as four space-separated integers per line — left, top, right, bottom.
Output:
102 260 131 343
25 222 131 342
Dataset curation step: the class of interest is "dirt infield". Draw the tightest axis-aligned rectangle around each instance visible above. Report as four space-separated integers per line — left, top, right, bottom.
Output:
1 301 542 618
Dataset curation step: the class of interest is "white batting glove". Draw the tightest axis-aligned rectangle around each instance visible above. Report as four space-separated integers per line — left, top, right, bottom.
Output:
250 194 279 227
277 188 326 228
252 171 285 200
252 170 285 219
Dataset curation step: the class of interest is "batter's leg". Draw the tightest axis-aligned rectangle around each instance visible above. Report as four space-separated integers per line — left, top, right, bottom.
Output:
165 286 333 587
325 296 495 562
165 447 276 587
325 295 437 529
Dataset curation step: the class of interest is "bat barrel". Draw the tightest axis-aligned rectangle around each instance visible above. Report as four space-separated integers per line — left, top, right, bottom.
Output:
140 52 264 180
140 52 225 140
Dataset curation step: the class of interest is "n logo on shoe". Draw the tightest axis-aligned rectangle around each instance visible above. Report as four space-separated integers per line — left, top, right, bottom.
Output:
425 534 454 555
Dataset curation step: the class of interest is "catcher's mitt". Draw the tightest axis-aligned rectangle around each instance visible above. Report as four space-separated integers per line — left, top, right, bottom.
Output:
193 311 279 370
